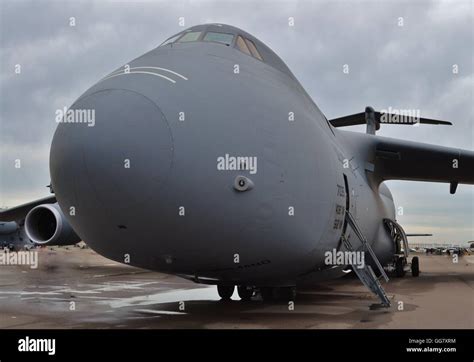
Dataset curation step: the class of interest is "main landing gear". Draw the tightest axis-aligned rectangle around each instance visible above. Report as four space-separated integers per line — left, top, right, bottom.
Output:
393 254 420 277
395 256 406 277
388 254 420 278
411 256 420 277
216 285 296 302
237 286 254 301
217 285 234 300
384 219 421 278
216 285 256 301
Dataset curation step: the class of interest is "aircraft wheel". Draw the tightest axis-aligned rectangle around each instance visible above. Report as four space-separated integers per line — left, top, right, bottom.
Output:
217 285 234 300
237 286 254 301
395 257 406 277
411 256 420 277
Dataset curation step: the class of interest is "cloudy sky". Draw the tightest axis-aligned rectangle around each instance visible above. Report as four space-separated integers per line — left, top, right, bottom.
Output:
0 0 472 244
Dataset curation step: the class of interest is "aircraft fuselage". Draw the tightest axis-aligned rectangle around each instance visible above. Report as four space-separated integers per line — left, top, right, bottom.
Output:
50 24 396 286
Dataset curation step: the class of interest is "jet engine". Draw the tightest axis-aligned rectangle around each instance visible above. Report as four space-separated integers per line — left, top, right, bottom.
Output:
25 203 80 246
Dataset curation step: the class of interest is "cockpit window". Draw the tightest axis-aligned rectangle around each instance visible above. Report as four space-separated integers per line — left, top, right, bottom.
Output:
160 33 182 46
236 35 251 55
203 32 234 46
236 35 264 61
244 38 263 61
177 31 201 43
158 25 295 79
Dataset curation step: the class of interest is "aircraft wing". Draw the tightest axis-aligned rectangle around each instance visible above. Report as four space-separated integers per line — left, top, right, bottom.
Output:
371 136 474 190
0 195 56 222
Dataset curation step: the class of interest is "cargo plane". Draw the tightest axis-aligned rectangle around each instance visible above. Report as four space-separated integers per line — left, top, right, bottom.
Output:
1 24 473 306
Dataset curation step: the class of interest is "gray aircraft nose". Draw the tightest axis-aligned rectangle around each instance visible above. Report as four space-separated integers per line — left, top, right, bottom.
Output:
50 88 174 239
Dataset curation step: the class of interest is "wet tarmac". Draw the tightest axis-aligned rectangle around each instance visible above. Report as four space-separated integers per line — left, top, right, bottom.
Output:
0 247 473 329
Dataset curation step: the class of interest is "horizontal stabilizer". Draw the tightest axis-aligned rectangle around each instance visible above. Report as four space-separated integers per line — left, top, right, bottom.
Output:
329 111 452 130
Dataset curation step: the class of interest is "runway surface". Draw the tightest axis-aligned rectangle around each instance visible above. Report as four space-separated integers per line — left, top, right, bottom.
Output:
0 247 472 329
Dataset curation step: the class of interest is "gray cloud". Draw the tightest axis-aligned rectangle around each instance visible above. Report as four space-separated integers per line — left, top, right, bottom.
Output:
1 0 472 244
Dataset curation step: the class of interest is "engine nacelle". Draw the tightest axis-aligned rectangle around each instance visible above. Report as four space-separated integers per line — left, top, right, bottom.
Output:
0 221 19 235
25 203 80 246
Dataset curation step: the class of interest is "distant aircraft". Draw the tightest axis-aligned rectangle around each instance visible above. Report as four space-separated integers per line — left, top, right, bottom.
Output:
1 24 473 306
0 217 32 251
0 197 79 250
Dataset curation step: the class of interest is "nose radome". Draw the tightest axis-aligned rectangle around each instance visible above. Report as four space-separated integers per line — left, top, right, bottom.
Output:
53 88 174 211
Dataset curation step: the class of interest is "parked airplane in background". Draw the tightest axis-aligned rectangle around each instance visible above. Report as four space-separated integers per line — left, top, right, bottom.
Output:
1 24 473 306
0 197 80 250
0 217 32 251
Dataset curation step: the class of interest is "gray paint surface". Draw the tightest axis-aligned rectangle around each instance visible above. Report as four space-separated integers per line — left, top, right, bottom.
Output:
2 24 473 287
49 24 474 285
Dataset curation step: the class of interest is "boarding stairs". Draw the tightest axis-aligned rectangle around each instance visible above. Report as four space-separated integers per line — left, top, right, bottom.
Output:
342 210 391 307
